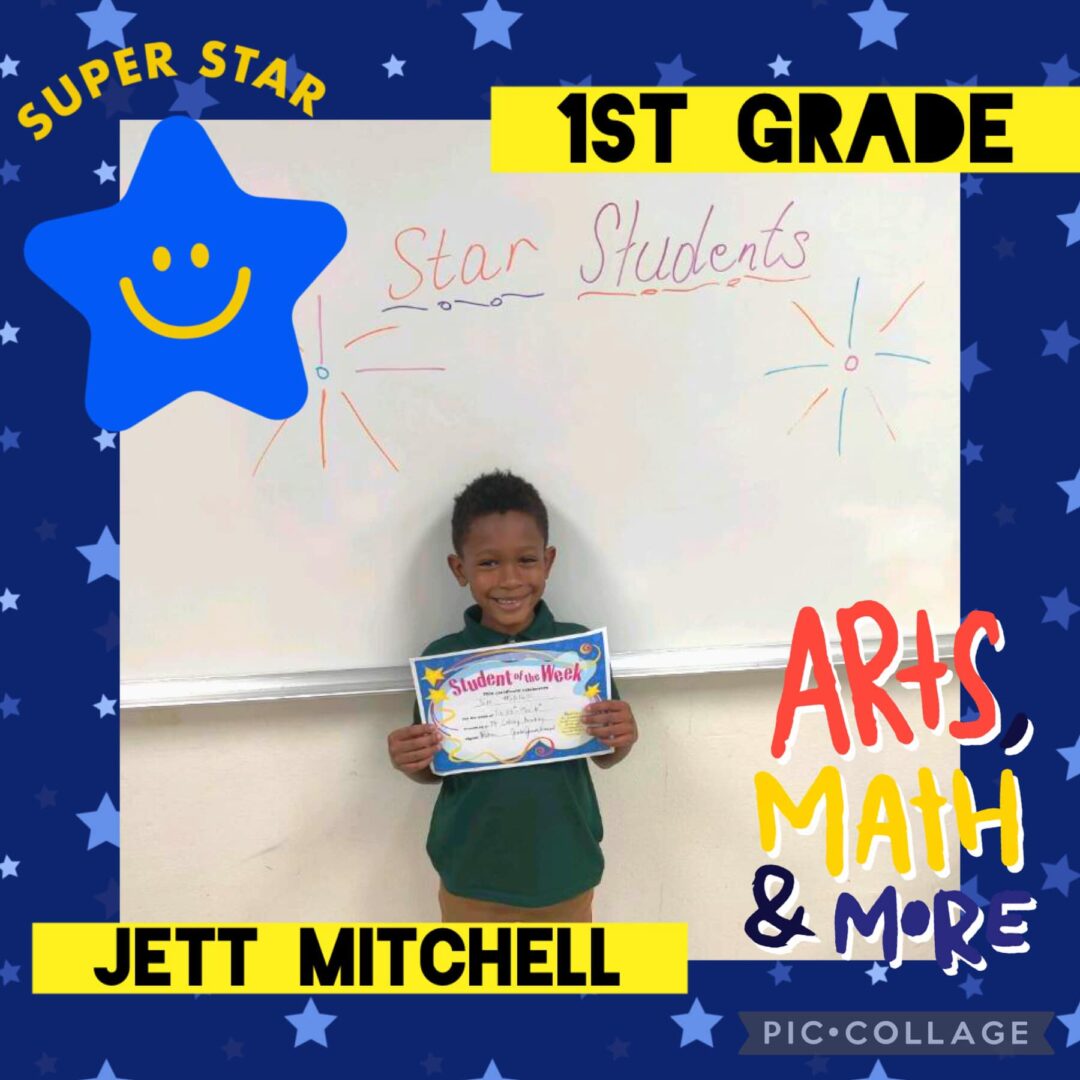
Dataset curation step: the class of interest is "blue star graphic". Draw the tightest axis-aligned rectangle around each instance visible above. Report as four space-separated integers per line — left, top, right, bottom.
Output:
93 160 117 185
961 876 988 906
285 997 337 1047
0 854 19 878
33 1051 57 1075
0 321 18 344
958 973 983 999
960 342 989 391
0 959 20 985
855 1062 901 1080
1042 587 1080 629
671 998 722 1047
0 160 21 185
170 77 219 120
768 54 791 78
961 439 983 465
285 55 305 94
383 54 406 78
76 792 119 849
1043 320 1079 363
1042 54 1079 86
866 962 889 984
559 75 592 86
0 588 20 612
1057 733 1080 780
0 426 20 452
1058 466 1080 512
95 610 119 650
848 0 908 50
0 54 19 78
607 1040 629 1060
768 960 792 984
960 175 983 198
0 693 20 718
93 428 117 451
95 877 120 918
946 75 978 86
102 80 135 117
1042 854 1080 897
93 694 117 717
462 1 522 50
466 1063 519 1080
1059 1000 1080 1047
996 234 1022 259
25 117 346 430
79 1061 132 1080
77 0 136 50
655 53 695 86
1058 198 1080 246
77 526 119 583
35 785 57 808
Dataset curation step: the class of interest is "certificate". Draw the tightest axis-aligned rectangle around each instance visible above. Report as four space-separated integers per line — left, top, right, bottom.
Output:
410 628 614 776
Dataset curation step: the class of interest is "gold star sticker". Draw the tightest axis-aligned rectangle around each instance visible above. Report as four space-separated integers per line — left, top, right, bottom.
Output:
429 687 448 704
422 667 445 687
584 683 601 699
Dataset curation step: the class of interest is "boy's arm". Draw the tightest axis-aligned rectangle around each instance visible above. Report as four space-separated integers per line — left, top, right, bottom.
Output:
593 740 633 768
402 757 443 784
586 675 638 769
387 700 444 785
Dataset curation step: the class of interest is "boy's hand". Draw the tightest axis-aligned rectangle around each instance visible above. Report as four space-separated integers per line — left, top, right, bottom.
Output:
388 724 442 775
582 699 638 761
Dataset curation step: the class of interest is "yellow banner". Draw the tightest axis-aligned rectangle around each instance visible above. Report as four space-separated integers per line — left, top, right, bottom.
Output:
33 922 687 994
492 87 1079 172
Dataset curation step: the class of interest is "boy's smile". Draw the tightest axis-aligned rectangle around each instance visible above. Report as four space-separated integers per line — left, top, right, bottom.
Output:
448 510 556 636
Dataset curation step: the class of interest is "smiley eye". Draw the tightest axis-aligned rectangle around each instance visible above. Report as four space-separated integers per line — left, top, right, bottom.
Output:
190 243 210 268
152 246 171 272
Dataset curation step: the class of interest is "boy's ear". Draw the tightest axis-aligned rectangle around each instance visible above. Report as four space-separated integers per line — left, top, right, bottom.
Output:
544 545 557 576
447 552 468 586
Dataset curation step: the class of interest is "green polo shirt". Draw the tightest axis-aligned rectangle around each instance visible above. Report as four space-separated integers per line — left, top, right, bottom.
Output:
412 599 618 907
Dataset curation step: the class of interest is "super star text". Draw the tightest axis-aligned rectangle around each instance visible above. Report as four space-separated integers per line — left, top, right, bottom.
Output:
748 601 1035 974
17 41 326 141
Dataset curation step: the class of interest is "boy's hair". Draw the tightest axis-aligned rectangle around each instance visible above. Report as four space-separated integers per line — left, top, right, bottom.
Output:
451 470 549 554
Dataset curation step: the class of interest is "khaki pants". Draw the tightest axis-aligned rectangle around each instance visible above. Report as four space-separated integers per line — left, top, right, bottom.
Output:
438 882 594 923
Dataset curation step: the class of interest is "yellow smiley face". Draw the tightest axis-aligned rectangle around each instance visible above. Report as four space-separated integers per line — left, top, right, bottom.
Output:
119 243 251 339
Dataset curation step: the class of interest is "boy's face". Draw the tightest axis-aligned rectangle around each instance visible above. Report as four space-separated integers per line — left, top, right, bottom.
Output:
448 511 556 636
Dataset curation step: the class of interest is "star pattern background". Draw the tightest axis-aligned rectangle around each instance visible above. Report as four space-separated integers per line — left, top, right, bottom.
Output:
2 1 1080 1077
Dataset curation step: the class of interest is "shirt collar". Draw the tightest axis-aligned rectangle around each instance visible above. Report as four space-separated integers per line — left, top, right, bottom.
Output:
461 598 556 646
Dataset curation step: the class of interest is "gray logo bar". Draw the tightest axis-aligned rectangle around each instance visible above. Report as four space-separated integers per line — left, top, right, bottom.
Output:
738 1012 1053 1055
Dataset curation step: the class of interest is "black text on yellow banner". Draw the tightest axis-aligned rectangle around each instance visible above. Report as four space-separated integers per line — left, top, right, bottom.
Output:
492 87 1080 172
32 922 688 994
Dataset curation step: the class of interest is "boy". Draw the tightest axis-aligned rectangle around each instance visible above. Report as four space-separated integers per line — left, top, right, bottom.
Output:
387 470 638 922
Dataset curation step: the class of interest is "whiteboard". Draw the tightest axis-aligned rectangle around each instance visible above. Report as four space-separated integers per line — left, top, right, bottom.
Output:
119 121 958 685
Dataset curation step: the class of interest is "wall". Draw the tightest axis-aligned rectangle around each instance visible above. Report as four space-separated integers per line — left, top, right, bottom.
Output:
121 668 959 960
120 121 959 682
